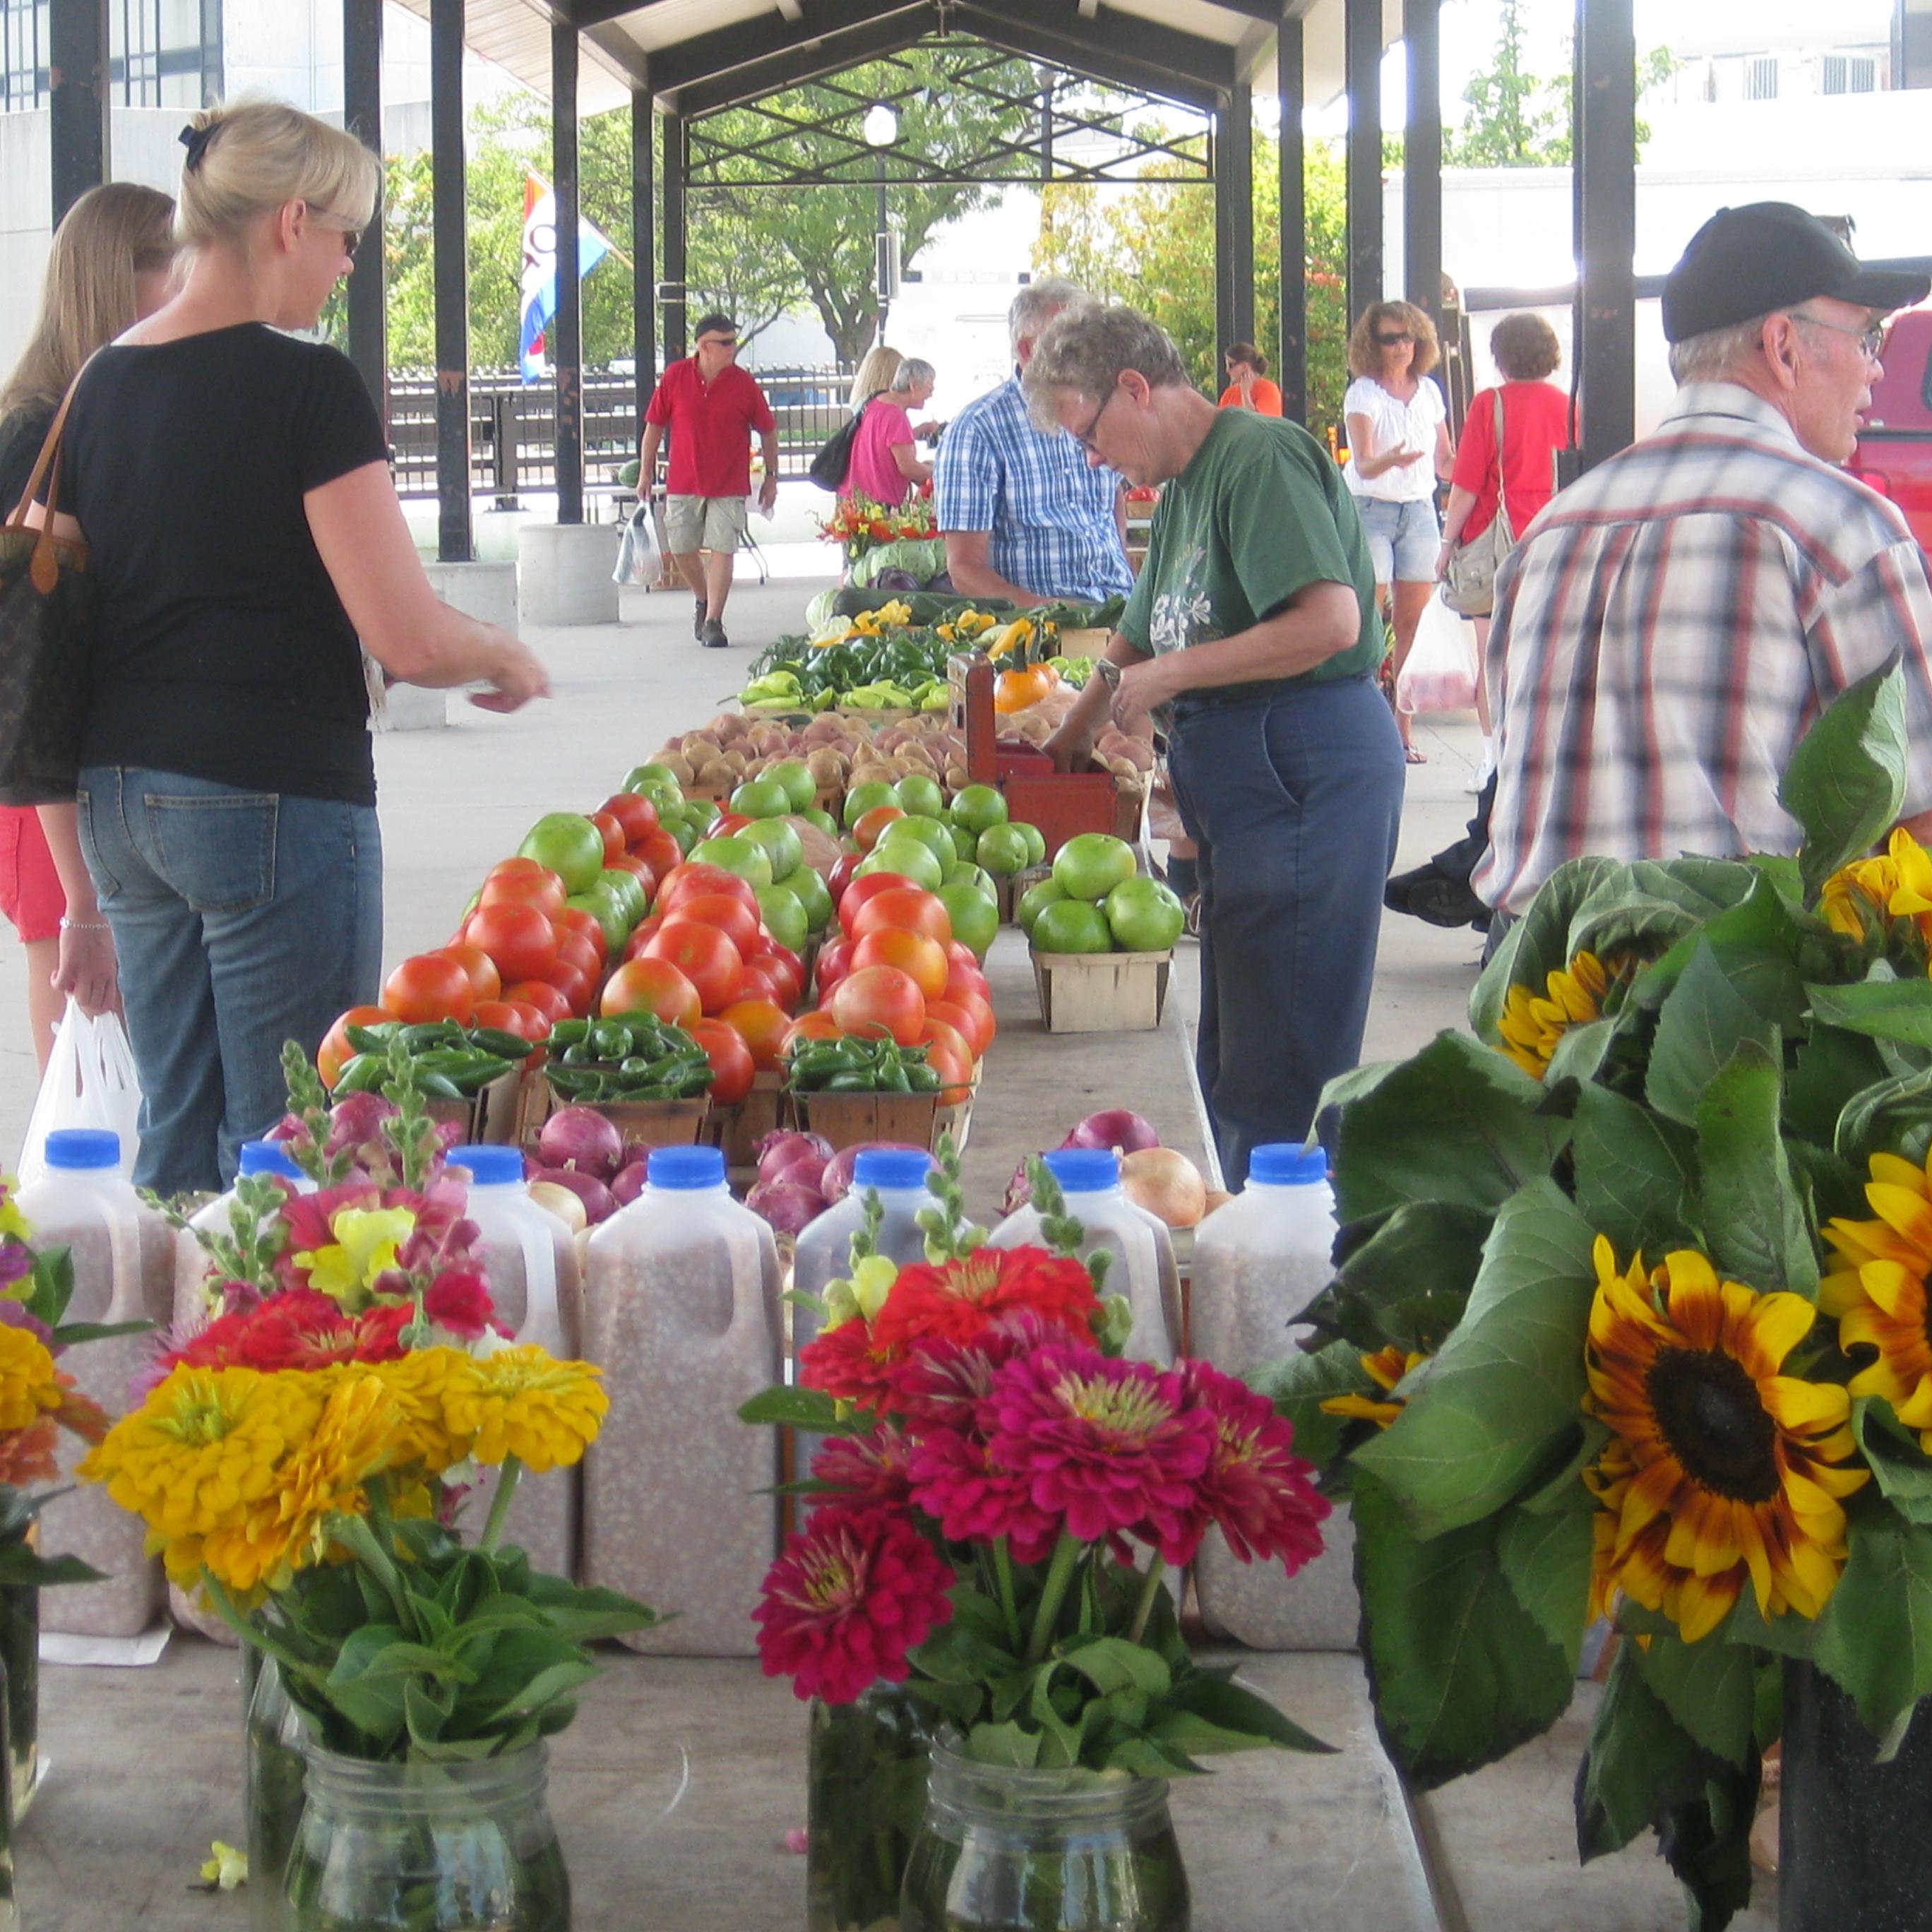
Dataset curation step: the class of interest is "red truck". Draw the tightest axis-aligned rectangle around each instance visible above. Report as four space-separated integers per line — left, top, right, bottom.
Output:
1854 307 1932 550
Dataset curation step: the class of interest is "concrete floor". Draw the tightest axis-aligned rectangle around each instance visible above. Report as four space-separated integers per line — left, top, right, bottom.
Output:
0 571 1775 1929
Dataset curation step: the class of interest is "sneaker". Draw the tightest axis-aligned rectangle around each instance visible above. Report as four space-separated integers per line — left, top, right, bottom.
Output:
693 598 707 640
1383 864 1491 931
701 619 730 650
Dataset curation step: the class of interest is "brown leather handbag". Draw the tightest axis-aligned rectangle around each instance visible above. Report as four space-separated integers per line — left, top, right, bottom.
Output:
0 383 95 804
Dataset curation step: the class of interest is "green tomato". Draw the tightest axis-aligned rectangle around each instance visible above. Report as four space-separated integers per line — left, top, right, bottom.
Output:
976 823 1032 877
635 782 684 818
686 797 723 831
768 759 819 813
884 815 958 869
740 816 804 883
949 823 981 861
893 773 947 820
1104 876 1186 953
623 763 681 797
755 881 811 955
801 806 840 838
597 867 648 926
690 834 774 890
938 881 1000 960
943 862 998 904
787 865 835 934
729 775 794 821
1015 821 1047 866
844 781 898 829
1052 832 1138 902
667 816 701 855
1031 898 1114 955
1017 875 1071 935
949 783 1009 835
567 886 631 954
857 839 946 893
519 813 606 895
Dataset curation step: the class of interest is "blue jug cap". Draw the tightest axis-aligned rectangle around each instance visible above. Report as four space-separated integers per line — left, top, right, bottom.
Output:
44 1129 119 1171
648 1145 727 1190
1248 1144 1329 1186
1042 1147 1120 1192
853 1148 935 1191
448 1145 524 1186
237 1141 304 1181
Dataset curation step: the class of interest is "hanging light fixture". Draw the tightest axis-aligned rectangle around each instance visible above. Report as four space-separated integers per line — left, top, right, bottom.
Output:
864 102 899 147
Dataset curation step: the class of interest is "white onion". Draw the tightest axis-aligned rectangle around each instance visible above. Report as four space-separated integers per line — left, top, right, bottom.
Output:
1120 1147 1208 1229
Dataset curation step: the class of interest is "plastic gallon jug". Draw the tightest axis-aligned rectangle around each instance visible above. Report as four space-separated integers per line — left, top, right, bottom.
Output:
450 1145 584 1579
171 1140 309 1336
18 1130 173 1638
1189 1143 1355 1649
989 1147 1180 1363
581 1145 781 1654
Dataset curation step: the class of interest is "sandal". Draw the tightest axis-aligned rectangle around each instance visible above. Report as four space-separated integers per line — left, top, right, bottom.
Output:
1404 745 1427 765
1181 893 1203 941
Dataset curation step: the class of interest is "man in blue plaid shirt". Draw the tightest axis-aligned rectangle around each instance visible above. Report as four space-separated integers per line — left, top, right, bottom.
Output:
935 278 1135 607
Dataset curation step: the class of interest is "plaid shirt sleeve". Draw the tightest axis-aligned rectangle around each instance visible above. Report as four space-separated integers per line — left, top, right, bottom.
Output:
934 409 996 533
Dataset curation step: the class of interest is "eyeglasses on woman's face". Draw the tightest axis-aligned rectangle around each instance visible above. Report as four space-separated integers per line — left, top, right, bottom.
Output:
1375 329 1413 347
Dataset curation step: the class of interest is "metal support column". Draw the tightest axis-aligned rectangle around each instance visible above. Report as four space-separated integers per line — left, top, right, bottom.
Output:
1403 0 1441 338
632 87 655 451
1574 0 1635 471
1277 15 1306 422
661 111 688 365
1344 0 1382 328
551 19 583 524
48 0 109 224
343 0 386 421
430 0 472 561
1215 82 1254 364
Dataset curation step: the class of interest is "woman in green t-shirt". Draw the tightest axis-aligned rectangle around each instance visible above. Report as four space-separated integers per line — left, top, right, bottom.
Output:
1027 304 1405 1186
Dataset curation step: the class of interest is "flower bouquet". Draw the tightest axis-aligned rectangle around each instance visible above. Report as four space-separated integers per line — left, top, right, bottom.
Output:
90 1042 655 1932
744 1148 1332 1932
1256 664 1932 1929
816 494 938 566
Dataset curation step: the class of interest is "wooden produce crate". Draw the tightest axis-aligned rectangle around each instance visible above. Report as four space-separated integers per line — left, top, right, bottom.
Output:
999 862 1053 925
1055 626 1112 658
1030 947 1174 1034
422 1071 523 1145
702 1070 784 1167
520 1075 709 1152
787 1081 975 1155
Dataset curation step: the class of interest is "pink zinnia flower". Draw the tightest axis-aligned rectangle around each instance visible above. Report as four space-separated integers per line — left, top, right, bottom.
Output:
1180 1360 1330 1573
885 1311 1054 1428
753 1506 955 1705
984 1344 1217 1562
809 1425 914 1517
905 1421 1059 1564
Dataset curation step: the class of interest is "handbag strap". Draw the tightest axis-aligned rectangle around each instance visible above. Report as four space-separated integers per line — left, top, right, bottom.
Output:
6 373 85 534
1490 388 1509 532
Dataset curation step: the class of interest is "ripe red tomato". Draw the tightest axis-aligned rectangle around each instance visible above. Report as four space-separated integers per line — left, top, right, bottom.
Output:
604 852 657 897
852 804 906 853
753 938 805 998
737 958 797 1010
551 904 609 962
673 891 762 959
917 1019 975 1104
383 953 476 1025
640 919 744 1015
813 936 856 1000
621 912 668 961
838 871 921 937
601 958 702 1030
553 928 602 982
635 829 684 886
464 901 559 984
712 812 752 839
502 979 574 1026
659 862 759 917
945 941 982 974
436 942 502 1005
720 997 791 1071
318 1004 394 1088
828 854 861 907
539 958 595 1015
590 812 626 863
830 964 926 1046
471 998 549 1062
480 859 566 921
853 928 948 1001
597 794 660 844
929 994 995 1059
781 1010 844 1052
690 1018 756 1107
945 962 993 1007
852 886 953 948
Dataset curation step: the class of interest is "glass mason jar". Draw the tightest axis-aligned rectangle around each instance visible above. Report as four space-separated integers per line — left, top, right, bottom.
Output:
900 1746 1190 1932
0 1584 35 1820
807 1680 946 1932
283 1741 571 1932
244 1654 309 1932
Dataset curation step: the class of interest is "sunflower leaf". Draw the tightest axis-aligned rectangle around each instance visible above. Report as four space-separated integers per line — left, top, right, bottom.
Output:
1811 1500 1932 1739
1570 1083 1701 1258
1851 1398 1932 1526
1833 1063 1932 1173
1351 1180 1599 1538
1470 855 1629 1042
1497 1502 1594 1670
1645 942 1779 1128
1779 655 1907 905
1803 974 1932 1051
1784 1022 1892 1150
1693 1039 1820 1296
1309 1200 1492 1356
1352 1470 1575 1789
1628 1624 1757 1767
1246 1339 1372 1474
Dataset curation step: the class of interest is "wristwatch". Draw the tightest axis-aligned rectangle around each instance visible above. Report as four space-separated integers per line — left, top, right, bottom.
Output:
1095 659 1121 692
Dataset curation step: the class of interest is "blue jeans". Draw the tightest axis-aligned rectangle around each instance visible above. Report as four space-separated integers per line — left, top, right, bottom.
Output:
76 767 383 1195
1167 677 1405 1189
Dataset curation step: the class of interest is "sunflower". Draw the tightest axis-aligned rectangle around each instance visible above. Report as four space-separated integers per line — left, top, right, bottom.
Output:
1884 826 1932 941
1821 1147 1932 1449
441 1344 609 1473
1820 851 1903 941
1320 1345 1427 1429
1584 1237 1867 1642
1496 950 1611 1080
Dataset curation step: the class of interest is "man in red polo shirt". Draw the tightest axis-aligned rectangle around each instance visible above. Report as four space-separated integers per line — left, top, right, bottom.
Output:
638 312 780 649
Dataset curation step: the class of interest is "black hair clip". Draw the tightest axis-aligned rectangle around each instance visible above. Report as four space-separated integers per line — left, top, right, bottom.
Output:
179 122 217 171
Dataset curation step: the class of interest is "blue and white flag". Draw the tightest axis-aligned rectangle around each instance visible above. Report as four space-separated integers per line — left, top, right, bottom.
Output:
520 173 612 384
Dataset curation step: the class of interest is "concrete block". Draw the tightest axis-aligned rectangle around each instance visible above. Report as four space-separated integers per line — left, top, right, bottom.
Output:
519 521 620 628
422 558 520 633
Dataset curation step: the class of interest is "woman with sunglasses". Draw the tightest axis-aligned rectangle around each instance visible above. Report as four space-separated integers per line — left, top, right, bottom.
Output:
1342 301 1454 763
28 100 549 1195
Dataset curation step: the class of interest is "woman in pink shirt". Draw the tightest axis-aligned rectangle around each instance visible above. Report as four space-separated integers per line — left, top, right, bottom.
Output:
842 356 937 507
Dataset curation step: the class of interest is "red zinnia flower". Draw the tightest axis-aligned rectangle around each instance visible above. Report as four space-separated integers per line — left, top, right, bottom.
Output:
1179 1360 1329 1573
984 1344 1217 1562
163 1287 413 1374
753 1505 955 1704
798 1318 905 1411
809 1425 914 1518
869 1246 1101 1355
883 1311 1054 1428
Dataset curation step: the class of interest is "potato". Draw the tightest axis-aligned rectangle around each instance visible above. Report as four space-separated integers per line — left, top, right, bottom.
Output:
658 754 695 786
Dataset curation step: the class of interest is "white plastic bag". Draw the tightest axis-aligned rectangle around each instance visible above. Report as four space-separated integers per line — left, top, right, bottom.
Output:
1395 590 1481 716
16 997 143 1186
612 505 660 588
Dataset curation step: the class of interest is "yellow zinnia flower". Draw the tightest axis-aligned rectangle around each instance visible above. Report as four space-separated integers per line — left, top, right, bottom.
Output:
294 1207 417 1310
371 1346 476 1474
1320 1344 1426 1429
1583 1237 1867 1643
442 1344 608 1473
1820 1145 1932 1449
1496 950 1611 1080
0 1323 64 1433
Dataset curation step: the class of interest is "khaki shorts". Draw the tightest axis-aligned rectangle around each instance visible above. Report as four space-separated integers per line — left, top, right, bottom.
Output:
662 494 749 554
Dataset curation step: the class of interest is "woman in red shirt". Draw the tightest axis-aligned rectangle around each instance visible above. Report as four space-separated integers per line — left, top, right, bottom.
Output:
1436 311 1575 784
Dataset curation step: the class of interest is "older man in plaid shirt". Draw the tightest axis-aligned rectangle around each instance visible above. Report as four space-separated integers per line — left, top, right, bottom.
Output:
1475 204 1932 921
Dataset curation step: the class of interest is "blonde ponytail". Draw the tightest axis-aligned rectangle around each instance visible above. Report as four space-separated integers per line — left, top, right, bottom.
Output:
176 99 380 251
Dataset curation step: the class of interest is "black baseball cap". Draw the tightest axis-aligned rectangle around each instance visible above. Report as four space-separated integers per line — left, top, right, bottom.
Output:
1661 203 1928 343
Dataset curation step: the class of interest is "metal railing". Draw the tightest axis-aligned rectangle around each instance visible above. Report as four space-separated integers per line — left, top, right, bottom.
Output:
386 366 852 501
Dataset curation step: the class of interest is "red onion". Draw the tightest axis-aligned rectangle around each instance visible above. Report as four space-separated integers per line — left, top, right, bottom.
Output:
537 1105 625 1181
746 1179 827 1236
761 1143 829 1195
1003 1158 1033 1217
1062 1110 1162 1157
820 1141 931 1205
756 1128 833 1170
609 1157 650 1208
530 1164 618 1224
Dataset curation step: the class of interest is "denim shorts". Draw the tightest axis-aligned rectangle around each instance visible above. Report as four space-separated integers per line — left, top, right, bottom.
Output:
1353 496 1440 584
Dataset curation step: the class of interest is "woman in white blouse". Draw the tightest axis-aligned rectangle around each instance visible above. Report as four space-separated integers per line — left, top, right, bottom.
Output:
1342 300 1455 763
